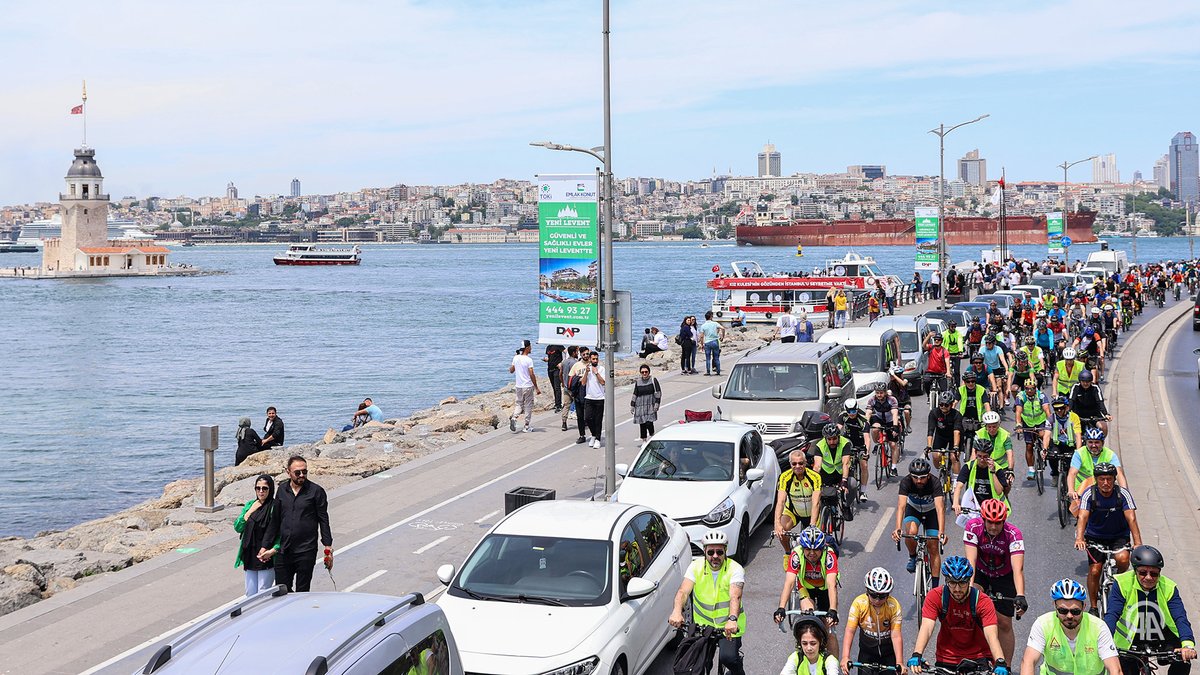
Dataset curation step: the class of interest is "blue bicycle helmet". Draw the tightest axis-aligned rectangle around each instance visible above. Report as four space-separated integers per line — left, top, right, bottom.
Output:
797 526 827 550
1084 327 1095 337
1083 426 1105 441
941 555 974 581
1050 578 1087 602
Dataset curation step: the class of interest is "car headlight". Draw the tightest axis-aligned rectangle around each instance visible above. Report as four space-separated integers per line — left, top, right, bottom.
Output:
540 656 600 675
702 497 736 526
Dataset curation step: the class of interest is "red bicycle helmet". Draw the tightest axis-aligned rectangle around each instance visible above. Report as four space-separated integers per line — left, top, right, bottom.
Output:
980 498 1009 523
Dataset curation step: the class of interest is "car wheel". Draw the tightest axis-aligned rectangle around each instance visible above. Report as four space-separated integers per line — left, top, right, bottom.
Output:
610 659 626 675
733 517 751 564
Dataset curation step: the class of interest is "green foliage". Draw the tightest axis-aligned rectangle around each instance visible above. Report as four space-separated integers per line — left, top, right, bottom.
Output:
679 225 704 239
1124 194 1186 236
717 223 734 239
335 217 356 228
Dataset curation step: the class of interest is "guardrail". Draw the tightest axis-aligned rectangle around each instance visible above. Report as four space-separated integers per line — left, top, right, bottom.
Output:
850 283 918 323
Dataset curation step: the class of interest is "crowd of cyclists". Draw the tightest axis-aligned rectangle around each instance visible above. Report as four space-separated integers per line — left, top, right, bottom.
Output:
676 258 1200 674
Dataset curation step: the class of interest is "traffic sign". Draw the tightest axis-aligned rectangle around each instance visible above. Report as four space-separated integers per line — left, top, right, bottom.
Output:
1061 236 1073 247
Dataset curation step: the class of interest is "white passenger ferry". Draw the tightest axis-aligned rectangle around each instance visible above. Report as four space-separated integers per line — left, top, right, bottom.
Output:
272 244 361 266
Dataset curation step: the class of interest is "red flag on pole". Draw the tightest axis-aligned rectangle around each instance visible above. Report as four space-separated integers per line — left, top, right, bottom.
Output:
70 104 83 115
997 177 1005 189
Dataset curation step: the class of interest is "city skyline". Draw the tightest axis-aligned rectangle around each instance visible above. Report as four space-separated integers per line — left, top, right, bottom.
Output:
2 1 1200 204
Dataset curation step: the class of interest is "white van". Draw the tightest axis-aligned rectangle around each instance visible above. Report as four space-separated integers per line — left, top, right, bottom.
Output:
1086 250 1129 276
817 326 903 400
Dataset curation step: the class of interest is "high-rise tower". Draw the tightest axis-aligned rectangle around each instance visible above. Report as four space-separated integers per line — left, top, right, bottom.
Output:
757 143 781 177
1170 132 1199 204
291 178 301 198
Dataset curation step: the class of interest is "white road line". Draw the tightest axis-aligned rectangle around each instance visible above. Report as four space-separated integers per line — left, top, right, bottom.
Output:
474 509 500 524
865 507 895 553
343 569 388 593
413 535 451 555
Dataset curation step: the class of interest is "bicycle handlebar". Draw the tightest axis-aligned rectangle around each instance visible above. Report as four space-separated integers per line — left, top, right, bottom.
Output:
776 609 830 633
1090 544 1133 555
1118 646 1185 662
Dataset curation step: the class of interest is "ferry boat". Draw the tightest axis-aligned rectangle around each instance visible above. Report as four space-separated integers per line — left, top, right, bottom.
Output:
707 252 902 324
273 244 361 266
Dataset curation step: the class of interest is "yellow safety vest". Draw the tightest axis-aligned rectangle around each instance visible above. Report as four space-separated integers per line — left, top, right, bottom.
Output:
1056 359 1083 395
944 331 964 355
690 558 746 637
1112 571 1186 650
1037 611 1106 675
958 384 986 419
965 460 1010 508
1073 447 1116 492
816 437 850 474
979 427 1012 470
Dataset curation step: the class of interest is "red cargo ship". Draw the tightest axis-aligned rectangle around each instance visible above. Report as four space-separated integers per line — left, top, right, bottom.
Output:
737 212 1096 247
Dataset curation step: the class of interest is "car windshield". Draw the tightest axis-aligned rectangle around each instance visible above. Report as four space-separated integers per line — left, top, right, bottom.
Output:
451 534 611 606
896 330 918 353
724 363 819 400
1030 277 1061 290
843 345 881 373
958 304 988 321
629 439 734 481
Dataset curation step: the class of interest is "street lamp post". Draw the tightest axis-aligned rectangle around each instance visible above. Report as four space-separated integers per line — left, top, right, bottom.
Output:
529 0 617 498
1056 156 1097 259
929 114 989 309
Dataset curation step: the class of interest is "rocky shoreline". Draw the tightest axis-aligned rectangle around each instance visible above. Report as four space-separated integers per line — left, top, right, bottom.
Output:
0 325 779 616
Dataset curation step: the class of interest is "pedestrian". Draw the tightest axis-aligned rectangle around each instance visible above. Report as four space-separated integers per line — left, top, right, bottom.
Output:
732 307 746 328
796 310 815 343
826 288 838 328
234 417 263 466
508 339 540 433
912 272 924 302
559 345 579 432
631 364 661 442
930 268 941 300
234 474 279 596
261 406 285 449
868 292 881 325
543 343 564 413
582 350 606 448
273 456 332 593
567 347 591 442
678 316 697 374
884 279 896 315
687 316 701 372
699 311 725 376
834 289 849 328
777 308 797 343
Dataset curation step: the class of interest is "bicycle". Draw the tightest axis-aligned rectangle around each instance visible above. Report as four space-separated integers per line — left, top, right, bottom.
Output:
1118 645 1186 675
818 486 846 546
871 423 897 488
925 445 956 499
980 589 1024 621
1013 425 1046 495
1175 283 1184 302
911 657 995 674
896 533 940 611
925 373 949 410
1092 543 1133 618
1046 447 1075 529
1121 306 1133 331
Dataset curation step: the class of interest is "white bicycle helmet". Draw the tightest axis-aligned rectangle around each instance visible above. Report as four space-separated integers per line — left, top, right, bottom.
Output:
1062 347 1077 360
865 567 894 594
844 398 860 412
701 530 728 548
981 411 1001 425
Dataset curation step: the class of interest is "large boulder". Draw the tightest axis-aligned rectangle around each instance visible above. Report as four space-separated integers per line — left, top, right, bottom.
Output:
0 575 40 615
14 548 132 580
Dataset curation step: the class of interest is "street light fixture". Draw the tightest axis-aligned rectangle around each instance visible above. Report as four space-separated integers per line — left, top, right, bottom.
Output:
1057 155 1098 216
529 0 618 498
929 113 989 309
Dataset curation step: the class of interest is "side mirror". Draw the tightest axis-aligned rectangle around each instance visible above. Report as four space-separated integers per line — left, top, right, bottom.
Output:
745 468 765 483
436 564 455 586
711 384 723 398
624 577 657 599
615 463 629 477
1193 348 1200 356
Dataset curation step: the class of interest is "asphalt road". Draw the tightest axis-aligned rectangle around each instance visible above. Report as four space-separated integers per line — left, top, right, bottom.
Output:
1164 298 1200 460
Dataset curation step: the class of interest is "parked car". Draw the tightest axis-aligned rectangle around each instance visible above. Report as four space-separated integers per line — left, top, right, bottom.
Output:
923 309 972 338
1028 273 1072 295
817 326 903 400
1194 296 1200 331
869 315 938 392
437 500 690 675
953 301 990 325
1011 284 1046 301
135 587 462 675
711 342 853 442
613 421 779 563
976 293 1016 312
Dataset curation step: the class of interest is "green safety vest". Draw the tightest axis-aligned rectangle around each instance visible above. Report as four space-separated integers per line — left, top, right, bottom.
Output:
406 648 433 675
1018 391 1048 426
944 330 965 355
1037 611 1106 675
1074 447 1116 491
1022 346 1045 373
787 653 830 674
965 460 1010 508
796 547 839 591
1056 359 1083 395
1112 571 1185 650
690 558 746 637
1050 414 1078 446
979 427 1012 470
1043 295 1056 310
816 437 851 474
958 384 986 419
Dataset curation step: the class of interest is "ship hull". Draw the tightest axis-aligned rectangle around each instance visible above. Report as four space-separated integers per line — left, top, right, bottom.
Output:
738 214 1096 247
273 258 360 266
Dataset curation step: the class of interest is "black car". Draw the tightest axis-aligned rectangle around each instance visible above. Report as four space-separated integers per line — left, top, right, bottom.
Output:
1193 295 1200 330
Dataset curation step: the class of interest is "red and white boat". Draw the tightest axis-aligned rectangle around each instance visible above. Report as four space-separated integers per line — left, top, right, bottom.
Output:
707 253 902 324
273 244 361 266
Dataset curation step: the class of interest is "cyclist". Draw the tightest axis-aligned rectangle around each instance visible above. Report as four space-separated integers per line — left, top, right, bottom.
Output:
781 617 840 675
927 391 963 477
958 370 989 454
815 422 853 494
945 320 966 383
1052 347 1085 397
775 526 840 655
965 354 990 391
867 383 901 477
1018 336 1046 387
979 335 1011 409
1068 426 1128 511
840 399 870 504
1076 326 1105 383
986 300 1006 334
1046 396 1082 479
1022 578 1122 675
922 331 952 397
1105 545 1198 675
964 499 1028 664
1075 463 1142 616
887 365 914 433
908 556 1008 675
1070 369 1112 435
1008 351 1034 401
893 458 947 583
774 449 822 552
976 411 1014 492
840 568 906 675
1033 320 1056 370
954 438 1012 520
1013 377 1051 481
669 530 746 675
967 317 986 357
1101 302 1120 346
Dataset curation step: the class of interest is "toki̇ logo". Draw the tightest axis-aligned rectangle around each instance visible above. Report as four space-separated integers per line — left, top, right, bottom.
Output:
556 326 580 337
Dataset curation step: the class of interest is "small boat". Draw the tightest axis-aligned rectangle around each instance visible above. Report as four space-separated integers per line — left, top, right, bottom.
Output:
0 242 39 253
180 241 196 247
699 243 710 248
273 244 361 266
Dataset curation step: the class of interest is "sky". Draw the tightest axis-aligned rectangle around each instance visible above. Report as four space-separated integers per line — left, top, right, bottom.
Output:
2 0 1199 204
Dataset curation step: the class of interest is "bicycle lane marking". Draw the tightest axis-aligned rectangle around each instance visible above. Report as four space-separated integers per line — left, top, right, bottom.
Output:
864 506 895 552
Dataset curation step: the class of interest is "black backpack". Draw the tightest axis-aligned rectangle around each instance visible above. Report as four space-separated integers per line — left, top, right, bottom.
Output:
937 586 983 629
672 626 717 675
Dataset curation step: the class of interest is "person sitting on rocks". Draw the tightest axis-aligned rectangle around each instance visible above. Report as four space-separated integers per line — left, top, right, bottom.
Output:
235 417 263 466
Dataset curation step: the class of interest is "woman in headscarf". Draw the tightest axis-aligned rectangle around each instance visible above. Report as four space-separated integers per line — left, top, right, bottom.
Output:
234 474 280 596
630 363 662 442
234 417 262 466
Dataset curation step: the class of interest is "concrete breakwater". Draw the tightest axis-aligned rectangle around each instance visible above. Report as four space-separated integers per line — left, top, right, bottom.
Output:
0 325 778 616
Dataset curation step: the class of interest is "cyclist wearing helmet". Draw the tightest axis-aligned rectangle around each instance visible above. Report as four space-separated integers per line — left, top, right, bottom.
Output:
868 383 901 477
976 410 1015 491
1018 335 1046 387
893 458 948 581
839 399 870 503
1052 346 1084 397
1069 369 1111 435
887 365 913 431
927 390 963 475
908 556 1007 674
1075 325 1106 383
1023 579 1122 675
776 526 840 655
670 530 747 675
774 449 822 551
979 335 1011 409
1106 546 1198 674
965 354 990 392
841 567 905 673
944 320 965 383
1008 350 1033 399
954 437 1011 518
1075 463 1142 615
922 331 952 396
1067 426 1127 508
814 422 852 490
1046 397 1081 478
1014 377 1052 481
964 499 1027 664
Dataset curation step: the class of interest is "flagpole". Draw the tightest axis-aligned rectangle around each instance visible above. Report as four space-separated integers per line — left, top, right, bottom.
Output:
82 80 88 147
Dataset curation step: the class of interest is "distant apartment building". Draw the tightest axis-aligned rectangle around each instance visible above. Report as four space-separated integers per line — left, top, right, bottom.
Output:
847 165 886 180
226 182 238 200
388 184 409 201
1169 132 1199 203
290 178 301 198
1091 154 1119 183
957 149 986 186
1153 155 1169 189
440 227 506 244
380 222 413 241
757 143 781 177
633 220 664 237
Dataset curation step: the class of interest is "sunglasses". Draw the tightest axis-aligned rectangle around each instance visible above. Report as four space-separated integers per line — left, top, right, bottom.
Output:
1056 607 1083 616
292 469 308 476
254 485 270 491
867 592 889 600
1137 569 1161 579
705 549 725 558
640 370 650 374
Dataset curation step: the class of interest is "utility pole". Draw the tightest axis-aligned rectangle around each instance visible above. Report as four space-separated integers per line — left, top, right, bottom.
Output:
929 114 989 309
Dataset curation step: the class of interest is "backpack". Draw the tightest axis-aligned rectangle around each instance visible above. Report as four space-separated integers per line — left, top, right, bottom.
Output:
937 586 983 629
566 370 584 399
672 626 717 675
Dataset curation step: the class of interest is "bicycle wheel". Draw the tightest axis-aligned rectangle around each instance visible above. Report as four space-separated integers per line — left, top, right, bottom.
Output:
820 505 838 542
1056 475 1069 529
786 586 801 628
942 457 954 498
914 557 928 609
1034 442 1045 496
874 446 885 490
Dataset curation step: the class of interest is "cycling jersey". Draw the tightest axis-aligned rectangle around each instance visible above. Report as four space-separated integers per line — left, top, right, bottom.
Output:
868 395 898 421
922 589 999 665
847 593 902 660
1033 328 1054 350
839 411 869 448
979 345 1005 372
927 407 962 449
963 518 1025 577
899 474 944 519
778 468 821 519
1069 383 1108 419
1080 485 1136 540
787 547 838 590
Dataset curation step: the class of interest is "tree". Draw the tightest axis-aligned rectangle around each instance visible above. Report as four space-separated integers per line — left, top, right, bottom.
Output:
717 223 734 239
335 217 356 228
679 225 704 239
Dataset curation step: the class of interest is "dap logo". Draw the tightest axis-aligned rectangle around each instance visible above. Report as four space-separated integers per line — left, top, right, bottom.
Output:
556 327 580 337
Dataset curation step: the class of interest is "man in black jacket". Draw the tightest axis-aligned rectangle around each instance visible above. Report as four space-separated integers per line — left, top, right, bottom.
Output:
262 407 285 448
272 456 332 592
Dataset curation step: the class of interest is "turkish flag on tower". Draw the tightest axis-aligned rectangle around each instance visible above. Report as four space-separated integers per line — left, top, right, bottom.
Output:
997 177 1005 189
70 104 83 115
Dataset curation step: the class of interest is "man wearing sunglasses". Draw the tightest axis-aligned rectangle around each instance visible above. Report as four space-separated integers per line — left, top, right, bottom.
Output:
1105 546 1197 674
273 455 333 592
669 530 746 675
1022 578 1121 675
